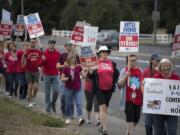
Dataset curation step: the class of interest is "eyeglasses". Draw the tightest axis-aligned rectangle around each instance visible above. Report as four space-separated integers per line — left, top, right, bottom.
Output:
48 40 56 44
101 51 108 53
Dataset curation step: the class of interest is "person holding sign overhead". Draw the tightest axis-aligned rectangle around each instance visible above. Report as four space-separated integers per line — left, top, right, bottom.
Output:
153 58 180 135
118 54 143 135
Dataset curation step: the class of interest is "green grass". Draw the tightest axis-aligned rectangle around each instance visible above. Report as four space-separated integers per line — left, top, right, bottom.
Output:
0 96 65 128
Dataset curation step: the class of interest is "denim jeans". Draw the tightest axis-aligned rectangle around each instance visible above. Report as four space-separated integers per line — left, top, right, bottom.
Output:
60 80 74 116
144 114 154 135
64 87 83 118
7 73 19 96
44 75 60 112
17 72 28 99
154 114 178 135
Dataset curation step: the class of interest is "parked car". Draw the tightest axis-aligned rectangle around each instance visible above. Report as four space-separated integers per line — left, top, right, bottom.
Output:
97 31 119 50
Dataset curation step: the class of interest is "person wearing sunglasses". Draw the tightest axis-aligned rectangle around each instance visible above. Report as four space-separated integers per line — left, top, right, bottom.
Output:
90 45 119 135
118 54 143 135
153 58 180 135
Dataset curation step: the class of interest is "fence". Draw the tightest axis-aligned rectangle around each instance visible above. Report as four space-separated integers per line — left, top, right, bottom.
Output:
52 29 173 44
140 34 173 44
52 29 72 38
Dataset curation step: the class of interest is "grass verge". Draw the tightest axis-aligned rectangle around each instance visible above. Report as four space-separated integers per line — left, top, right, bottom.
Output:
0 96 65 128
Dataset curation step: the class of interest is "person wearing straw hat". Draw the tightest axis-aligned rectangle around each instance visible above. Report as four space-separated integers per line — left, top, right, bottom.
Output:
118 54 143 135
22 39 42 107
90 45 119 135
153 58 179 135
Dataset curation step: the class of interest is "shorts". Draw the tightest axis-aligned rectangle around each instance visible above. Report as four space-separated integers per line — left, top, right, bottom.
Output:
96 90 113 107
125 101 141 123
0 67 5 74
26 71 39 83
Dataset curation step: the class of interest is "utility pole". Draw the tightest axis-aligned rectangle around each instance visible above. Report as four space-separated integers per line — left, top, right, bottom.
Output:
153 0 159 45
21 0 27 41
21 0 24 15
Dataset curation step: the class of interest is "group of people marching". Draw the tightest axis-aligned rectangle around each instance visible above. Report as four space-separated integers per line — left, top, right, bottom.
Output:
0 39 179 135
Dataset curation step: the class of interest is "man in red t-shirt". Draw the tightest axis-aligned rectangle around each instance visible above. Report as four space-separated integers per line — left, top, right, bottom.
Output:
22 39 42 107
118 54 143 135
42 39 60 113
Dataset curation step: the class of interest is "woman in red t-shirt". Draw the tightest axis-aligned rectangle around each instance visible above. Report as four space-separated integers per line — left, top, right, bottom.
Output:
4 41 19 97
91 46 119 135
153 58 180 135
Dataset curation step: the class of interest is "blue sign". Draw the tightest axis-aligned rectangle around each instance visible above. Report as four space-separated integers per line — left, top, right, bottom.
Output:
27 14 38 24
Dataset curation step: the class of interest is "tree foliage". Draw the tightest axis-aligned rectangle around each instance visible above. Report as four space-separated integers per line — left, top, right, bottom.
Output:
0 0 179 34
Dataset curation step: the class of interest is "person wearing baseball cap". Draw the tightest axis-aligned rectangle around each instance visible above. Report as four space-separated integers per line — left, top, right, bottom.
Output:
142 54 161 135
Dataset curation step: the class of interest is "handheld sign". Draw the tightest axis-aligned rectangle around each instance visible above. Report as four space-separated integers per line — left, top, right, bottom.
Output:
0 20 13 38
70 21 90 46
77 26 99 69
2 9 11 21
14 15 25 36
24 13 44 39
143 78 180 116
119 21 140 85
119 21 140 52
172 25 180 57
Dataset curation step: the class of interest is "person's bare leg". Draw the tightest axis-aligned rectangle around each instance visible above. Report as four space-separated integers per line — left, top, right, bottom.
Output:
99 104 107 130
27 83 33 102
127 122 135 135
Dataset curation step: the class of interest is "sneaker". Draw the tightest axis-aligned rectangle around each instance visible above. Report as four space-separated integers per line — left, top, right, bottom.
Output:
28 102 34 108
94 121 100 126
65 119 70 125
102 130 108 135
78 118 85 126
87 119 92 124
51 104 56 113
98 126 103 133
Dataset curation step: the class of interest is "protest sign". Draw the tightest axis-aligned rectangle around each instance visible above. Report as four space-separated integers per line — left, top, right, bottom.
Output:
2 9 11 21
78 45 98 69
119 21 139 52
76 26 99 69
70 21 90 45
143 78 180 116
0 20 13 38
24 13 44 38
14 15 25 36
172 25 180 57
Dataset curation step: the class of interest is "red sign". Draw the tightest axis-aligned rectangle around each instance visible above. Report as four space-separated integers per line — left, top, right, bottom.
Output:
15 24 25 36
27 22 43 35
119 35 138 47
0 22 12 38
174 34 180 44
71 26 84 42
80 56 98 68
